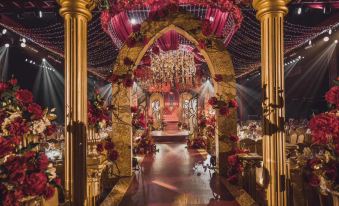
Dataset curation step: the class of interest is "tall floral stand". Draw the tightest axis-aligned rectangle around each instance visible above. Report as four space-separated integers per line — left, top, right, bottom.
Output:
87 127 107 206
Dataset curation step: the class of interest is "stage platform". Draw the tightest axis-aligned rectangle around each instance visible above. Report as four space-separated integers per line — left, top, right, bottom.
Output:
151 130 189 142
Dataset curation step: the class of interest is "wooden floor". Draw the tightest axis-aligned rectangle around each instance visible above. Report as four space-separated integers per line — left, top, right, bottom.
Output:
119 143 239 206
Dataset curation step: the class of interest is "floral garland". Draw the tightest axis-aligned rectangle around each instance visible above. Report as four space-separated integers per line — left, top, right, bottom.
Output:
298 85 339 194
0 78 61 205
208 96 238 116
88 91 112 131
101 0 243 32
96 138 119 163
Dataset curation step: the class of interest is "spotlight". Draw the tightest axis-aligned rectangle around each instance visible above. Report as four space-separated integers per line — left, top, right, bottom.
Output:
20 42 26 47
335 40 338 44
2 29 7 35
298 56 301 59
21 38 26 43
209 16 214 22
323 36 329 42
308 40 312 45
130 18 137 25
25 58 28 62
29 60 32 63
42 58 46 62
4 43 9 48
39 11 43 18
329 29 332 35
297 7 302 15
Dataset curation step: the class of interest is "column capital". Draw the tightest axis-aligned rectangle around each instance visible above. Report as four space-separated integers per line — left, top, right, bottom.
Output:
58 0 96 20
252 0 290 19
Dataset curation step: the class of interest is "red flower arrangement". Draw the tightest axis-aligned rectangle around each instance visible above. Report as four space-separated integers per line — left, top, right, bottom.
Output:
96 138 119 163
187 137 207 149
0 78 60 205
88 92 112 131
299 85 339 193
208 96 238 116
133 130 157 155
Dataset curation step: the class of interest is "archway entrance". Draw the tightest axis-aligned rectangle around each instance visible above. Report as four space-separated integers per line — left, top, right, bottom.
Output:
109 12 237 177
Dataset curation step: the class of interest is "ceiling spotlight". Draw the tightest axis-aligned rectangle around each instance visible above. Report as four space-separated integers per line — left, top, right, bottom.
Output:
39 11 43 18
335 40 338 44
4 43 9 48
328 29 332 35
297 7 302 15
21 38 26 43
308 40 312 45
20 42 26 47
130 18 137 25
298 56 301 59
29 60 32 63
42 58 46 62
2 29 7 35
323 36 329 42
25 58 28 62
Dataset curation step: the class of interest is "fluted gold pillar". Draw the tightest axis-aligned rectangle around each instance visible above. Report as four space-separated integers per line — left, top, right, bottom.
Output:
253 1 289 205
58 0 95 205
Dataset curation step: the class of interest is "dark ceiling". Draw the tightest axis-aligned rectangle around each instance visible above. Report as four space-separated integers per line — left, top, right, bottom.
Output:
0 0 338 79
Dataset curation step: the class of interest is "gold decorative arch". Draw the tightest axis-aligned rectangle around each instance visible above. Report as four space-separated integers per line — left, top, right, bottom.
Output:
112 12 237 175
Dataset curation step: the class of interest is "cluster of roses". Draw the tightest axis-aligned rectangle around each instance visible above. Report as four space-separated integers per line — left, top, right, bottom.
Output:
133 129 157 155
226 134 247 184
187 137 207 149
88 92 112 131
100 0 243 31
208 96 238 116
301 85 339 192
0 79 60 205
131 107 156 154
131 106 147 130
96 138 119 163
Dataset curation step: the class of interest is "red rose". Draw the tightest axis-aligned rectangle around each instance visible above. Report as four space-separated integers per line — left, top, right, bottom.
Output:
219 106 230 116
28 103 43 119
123 77 134 88
126 37 136 48
229 135 239 142
9 78 17 86
54 177 61 186
214 74 223 82
131 106 138 113
133 67 145 79
96 143 104 153
104 140 115 150
308 174 320 187
24 172 48 195
208 97 218 106
226 175 238 184
227 155 239 166
325 86 339 107
229 99 238 108
108 74 120 84
108 150 119 162
0 82 9 92
15 89 33 104
7 117 29 136
123 57 134 66
4 156 26 184
43 185 55 199
152 46 160 55
3 192 19 206
38 152 49 171
0 137 15 158
45 124 57 136
309 113 338 144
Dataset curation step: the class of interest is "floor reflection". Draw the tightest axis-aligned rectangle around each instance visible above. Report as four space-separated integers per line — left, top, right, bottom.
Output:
120 143 239 206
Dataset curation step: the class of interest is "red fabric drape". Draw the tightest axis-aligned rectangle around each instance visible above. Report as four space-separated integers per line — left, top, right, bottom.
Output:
205 8 229 37
157 31 179 51
110 12 132 42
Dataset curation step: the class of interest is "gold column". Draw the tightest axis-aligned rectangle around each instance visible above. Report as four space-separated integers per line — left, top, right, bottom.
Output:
58 0 95 205
252 0 289 205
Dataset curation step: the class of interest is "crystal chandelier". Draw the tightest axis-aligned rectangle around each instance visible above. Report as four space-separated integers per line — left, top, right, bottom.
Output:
150 49 196 86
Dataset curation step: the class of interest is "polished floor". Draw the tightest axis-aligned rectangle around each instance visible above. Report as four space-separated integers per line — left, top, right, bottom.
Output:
120 143 239 206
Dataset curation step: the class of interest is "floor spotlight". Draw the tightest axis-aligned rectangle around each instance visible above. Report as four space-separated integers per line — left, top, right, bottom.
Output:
323 36 329 42
2 29 7 35
4 43 9 48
